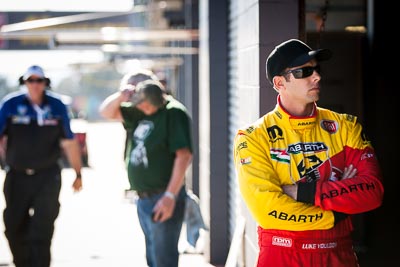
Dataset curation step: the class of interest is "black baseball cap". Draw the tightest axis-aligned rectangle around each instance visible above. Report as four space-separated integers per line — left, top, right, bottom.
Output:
266 39 332 84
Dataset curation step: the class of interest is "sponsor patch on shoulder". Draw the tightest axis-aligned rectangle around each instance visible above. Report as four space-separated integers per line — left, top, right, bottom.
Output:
345 114 356 122
361 152 374 160
240 157 252 165
246 126 255 134
320 120 338 134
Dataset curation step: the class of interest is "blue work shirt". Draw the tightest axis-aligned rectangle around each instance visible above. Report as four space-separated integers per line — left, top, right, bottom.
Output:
0 89 74 170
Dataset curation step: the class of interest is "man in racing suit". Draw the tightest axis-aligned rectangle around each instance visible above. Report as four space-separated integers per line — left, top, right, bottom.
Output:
233 39 384 267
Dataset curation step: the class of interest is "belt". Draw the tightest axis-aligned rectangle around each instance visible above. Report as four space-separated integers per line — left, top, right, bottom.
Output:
23 168 36 175
10 164 59 176
136 188 166 199
260 232 353 252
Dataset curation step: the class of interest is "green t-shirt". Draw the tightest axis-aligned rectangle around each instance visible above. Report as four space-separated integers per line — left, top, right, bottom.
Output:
120 96 193 191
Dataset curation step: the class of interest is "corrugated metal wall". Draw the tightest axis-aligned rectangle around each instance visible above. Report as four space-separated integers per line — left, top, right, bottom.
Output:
227 0 241 250
228 1 260 266
226 1 302 266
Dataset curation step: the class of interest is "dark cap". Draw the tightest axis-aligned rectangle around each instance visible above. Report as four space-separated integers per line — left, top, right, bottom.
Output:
131 80 166 108
266 39 332 83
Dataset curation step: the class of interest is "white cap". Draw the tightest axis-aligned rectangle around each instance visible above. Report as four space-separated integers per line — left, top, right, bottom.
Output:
23 65 46 80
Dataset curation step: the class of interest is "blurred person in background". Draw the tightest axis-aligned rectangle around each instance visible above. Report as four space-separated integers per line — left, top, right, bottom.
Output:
99 79 193 267
0 65 83 267
117 69 159 161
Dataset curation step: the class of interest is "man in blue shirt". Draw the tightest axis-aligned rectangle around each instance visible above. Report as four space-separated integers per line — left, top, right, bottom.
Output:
0 65 83 267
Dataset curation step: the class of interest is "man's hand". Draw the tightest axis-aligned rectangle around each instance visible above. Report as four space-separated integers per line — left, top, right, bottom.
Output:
152 194 176 223
281 164 357 201
98 89 132 120
72 177 82 193
342 164 357 179
120 87 134 102
282 184 298 200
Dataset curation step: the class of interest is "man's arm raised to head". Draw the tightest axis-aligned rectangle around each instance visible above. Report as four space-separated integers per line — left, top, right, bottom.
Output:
99 90 131 121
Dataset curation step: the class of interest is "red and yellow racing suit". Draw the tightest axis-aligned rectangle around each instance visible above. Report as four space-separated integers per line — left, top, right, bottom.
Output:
233 98 384 267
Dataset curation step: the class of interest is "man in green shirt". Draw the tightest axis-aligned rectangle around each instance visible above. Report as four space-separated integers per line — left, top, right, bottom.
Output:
118 68 159 161
99 79 193 267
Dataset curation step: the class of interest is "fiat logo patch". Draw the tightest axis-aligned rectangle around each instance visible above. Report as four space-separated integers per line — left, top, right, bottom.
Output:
320 120 338 134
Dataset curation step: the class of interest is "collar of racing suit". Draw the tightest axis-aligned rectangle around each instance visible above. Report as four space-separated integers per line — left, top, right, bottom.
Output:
275 96 318 131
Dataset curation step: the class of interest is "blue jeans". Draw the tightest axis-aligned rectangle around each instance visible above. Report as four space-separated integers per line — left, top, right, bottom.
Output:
137 187 186 267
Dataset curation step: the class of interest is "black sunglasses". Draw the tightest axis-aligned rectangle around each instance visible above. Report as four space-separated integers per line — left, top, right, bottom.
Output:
281 65 321 79
26 78 45 84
